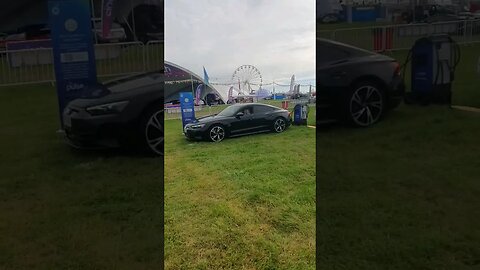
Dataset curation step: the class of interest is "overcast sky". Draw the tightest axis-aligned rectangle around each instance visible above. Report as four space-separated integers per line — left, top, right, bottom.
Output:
165 0 315 89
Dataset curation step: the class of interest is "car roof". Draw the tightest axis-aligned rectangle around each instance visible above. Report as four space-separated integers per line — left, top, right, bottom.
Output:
232 103 280 109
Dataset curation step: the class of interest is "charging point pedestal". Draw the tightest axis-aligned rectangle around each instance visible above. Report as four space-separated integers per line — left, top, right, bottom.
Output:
408 34 460 105
293 103 309 125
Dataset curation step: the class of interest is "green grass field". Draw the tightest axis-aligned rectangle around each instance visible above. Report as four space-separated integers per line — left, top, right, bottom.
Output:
317 23 480 269
318 105 480 269
0 84 164 269
164 107 316 269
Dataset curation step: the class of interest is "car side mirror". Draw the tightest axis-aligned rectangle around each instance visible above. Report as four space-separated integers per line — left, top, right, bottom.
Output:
236 112 244 118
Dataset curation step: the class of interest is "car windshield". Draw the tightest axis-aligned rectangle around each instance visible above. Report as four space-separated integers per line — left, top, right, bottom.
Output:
217 105 240 117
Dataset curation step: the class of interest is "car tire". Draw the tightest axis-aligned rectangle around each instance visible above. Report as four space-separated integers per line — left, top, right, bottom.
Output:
272 117 287 133
207 125 226 142
139 105 164 156
344 81 385 127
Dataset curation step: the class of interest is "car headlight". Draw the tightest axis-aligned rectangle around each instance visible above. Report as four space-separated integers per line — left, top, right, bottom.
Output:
86 101 129 116
189 123 205 129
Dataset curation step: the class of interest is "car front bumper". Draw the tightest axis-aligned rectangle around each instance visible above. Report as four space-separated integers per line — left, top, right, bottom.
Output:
63 107 128 148
183 125 208 140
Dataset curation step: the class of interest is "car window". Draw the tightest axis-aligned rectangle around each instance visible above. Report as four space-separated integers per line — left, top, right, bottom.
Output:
253 105 273 114
217 105 239 116
240 106 253 115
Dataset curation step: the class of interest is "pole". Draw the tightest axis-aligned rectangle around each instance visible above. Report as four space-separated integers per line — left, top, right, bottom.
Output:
190 74 194 95
131 0 137 41
273 80 276 100
411 0 415 23
91 0 98 44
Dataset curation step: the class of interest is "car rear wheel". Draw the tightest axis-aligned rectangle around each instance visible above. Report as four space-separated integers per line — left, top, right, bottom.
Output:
139 106 164 156
273 117 287 133
208 125 225 142
346 82 385 127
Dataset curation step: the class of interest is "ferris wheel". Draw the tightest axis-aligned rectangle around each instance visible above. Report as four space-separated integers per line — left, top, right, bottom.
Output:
231 65 262 95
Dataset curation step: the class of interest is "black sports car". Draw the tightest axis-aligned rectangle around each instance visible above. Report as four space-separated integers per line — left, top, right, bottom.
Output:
62 72 164 156
317 38 405 127
184 103 291 142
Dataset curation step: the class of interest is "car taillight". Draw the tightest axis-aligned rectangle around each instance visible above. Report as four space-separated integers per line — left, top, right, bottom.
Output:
393 61 401 76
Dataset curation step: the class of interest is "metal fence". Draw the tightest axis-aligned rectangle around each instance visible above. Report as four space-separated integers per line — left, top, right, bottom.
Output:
0 41 164 86
0 47 55 85
145 40 164 71
318 19 480 52
165 99 315 120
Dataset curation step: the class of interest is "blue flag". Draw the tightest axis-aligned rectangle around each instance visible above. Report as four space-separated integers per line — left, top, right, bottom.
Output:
203 66 209 85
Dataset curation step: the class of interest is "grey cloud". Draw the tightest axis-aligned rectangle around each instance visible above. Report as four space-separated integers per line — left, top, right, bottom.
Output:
165 0 315 86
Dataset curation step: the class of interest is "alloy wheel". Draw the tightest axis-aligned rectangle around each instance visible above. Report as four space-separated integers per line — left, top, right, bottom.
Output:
210 126 225 142
349 85 383 127
274 118 286 132
145 110 164 155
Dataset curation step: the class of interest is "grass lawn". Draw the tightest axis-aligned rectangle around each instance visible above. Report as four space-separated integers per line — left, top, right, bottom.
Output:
317 25 480 269
164 108 316 269
318 105 480 269
0 84 164 269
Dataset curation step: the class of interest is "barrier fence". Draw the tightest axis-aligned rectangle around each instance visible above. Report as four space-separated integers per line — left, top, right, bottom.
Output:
0 41 163 86
318 19 480 52
165 99 315 120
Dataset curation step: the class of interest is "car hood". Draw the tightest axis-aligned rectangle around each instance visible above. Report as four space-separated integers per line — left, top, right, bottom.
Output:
65 72 163 107
355 53 395 63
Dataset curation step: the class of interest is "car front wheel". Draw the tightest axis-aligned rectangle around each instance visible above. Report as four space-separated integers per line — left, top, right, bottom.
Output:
208 125 226 142
139 106 164 156
346 82 385 127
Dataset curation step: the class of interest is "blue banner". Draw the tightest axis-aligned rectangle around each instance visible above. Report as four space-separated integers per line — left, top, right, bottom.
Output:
48 0 97 126
180 92 196 129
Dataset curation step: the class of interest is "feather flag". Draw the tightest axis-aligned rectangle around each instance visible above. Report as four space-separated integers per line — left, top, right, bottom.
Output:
101 0 115 38
228 86 233 103
203 66 209 85
195 84 203 105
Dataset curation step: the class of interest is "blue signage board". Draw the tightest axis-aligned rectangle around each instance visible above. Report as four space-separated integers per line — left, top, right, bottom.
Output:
180 92 196 128
48 0 97 126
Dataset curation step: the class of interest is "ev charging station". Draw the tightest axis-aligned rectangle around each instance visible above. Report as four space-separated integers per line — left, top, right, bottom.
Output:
405 34 460 105
293 103 309 125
